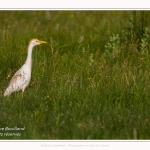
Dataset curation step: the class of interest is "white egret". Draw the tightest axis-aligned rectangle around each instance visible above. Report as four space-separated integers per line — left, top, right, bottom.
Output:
4 38 47 97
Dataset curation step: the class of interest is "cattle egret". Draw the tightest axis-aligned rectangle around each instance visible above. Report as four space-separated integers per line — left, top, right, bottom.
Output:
4 38 47 97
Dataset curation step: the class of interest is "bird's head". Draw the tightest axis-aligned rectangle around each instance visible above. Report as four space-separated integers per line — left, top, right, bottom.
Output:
29 38 47 48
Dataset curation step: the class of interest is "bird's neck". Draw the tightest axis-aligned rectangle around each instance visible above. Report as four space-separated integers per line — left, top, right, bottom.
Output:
25 45 33 66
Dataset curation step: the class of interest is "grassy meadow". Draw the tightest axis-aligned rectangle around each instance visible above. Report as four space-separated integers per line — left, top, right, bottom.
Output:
0 11 150 139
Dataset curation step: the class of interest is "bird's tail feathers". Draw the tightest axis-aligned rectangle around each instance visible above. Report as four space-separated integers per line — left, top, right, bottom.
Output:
4 88 11 97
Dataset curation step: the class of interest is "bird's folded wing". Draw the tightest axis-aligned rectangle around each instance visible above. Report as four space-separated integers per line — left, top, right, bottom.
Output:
8 69 29 90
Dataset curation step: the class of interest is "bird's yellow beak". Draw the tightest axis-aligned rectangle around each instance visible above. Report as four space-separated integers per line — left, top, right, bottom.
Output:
38 40 47 44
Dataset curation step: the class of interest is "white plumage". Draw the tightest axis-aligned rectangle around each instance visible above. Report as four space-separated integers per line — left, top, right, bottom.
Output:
4 38 47 97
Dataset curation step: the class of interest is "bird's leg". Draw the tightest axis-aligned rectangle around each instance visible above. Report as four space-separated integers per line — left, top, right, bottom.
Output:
22 88 25 98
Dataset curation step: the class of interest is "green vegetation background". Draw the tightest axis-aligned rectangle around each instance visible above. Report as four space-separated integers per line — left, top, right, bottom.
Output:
0 11 150 139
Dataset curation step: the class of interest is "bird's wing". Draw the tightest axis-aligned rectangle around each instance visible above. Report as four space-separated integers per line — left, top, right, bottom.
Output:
8 67 30 92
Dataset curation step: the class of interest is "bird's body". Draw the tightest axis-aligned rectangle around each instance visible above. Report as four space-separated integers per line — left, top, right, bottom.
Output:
4 63 31 96
4 38 47 97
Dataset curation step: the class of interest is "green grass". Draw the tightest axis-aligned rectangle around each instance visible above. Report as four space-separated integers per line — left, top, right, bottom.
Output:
1 11 150 139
